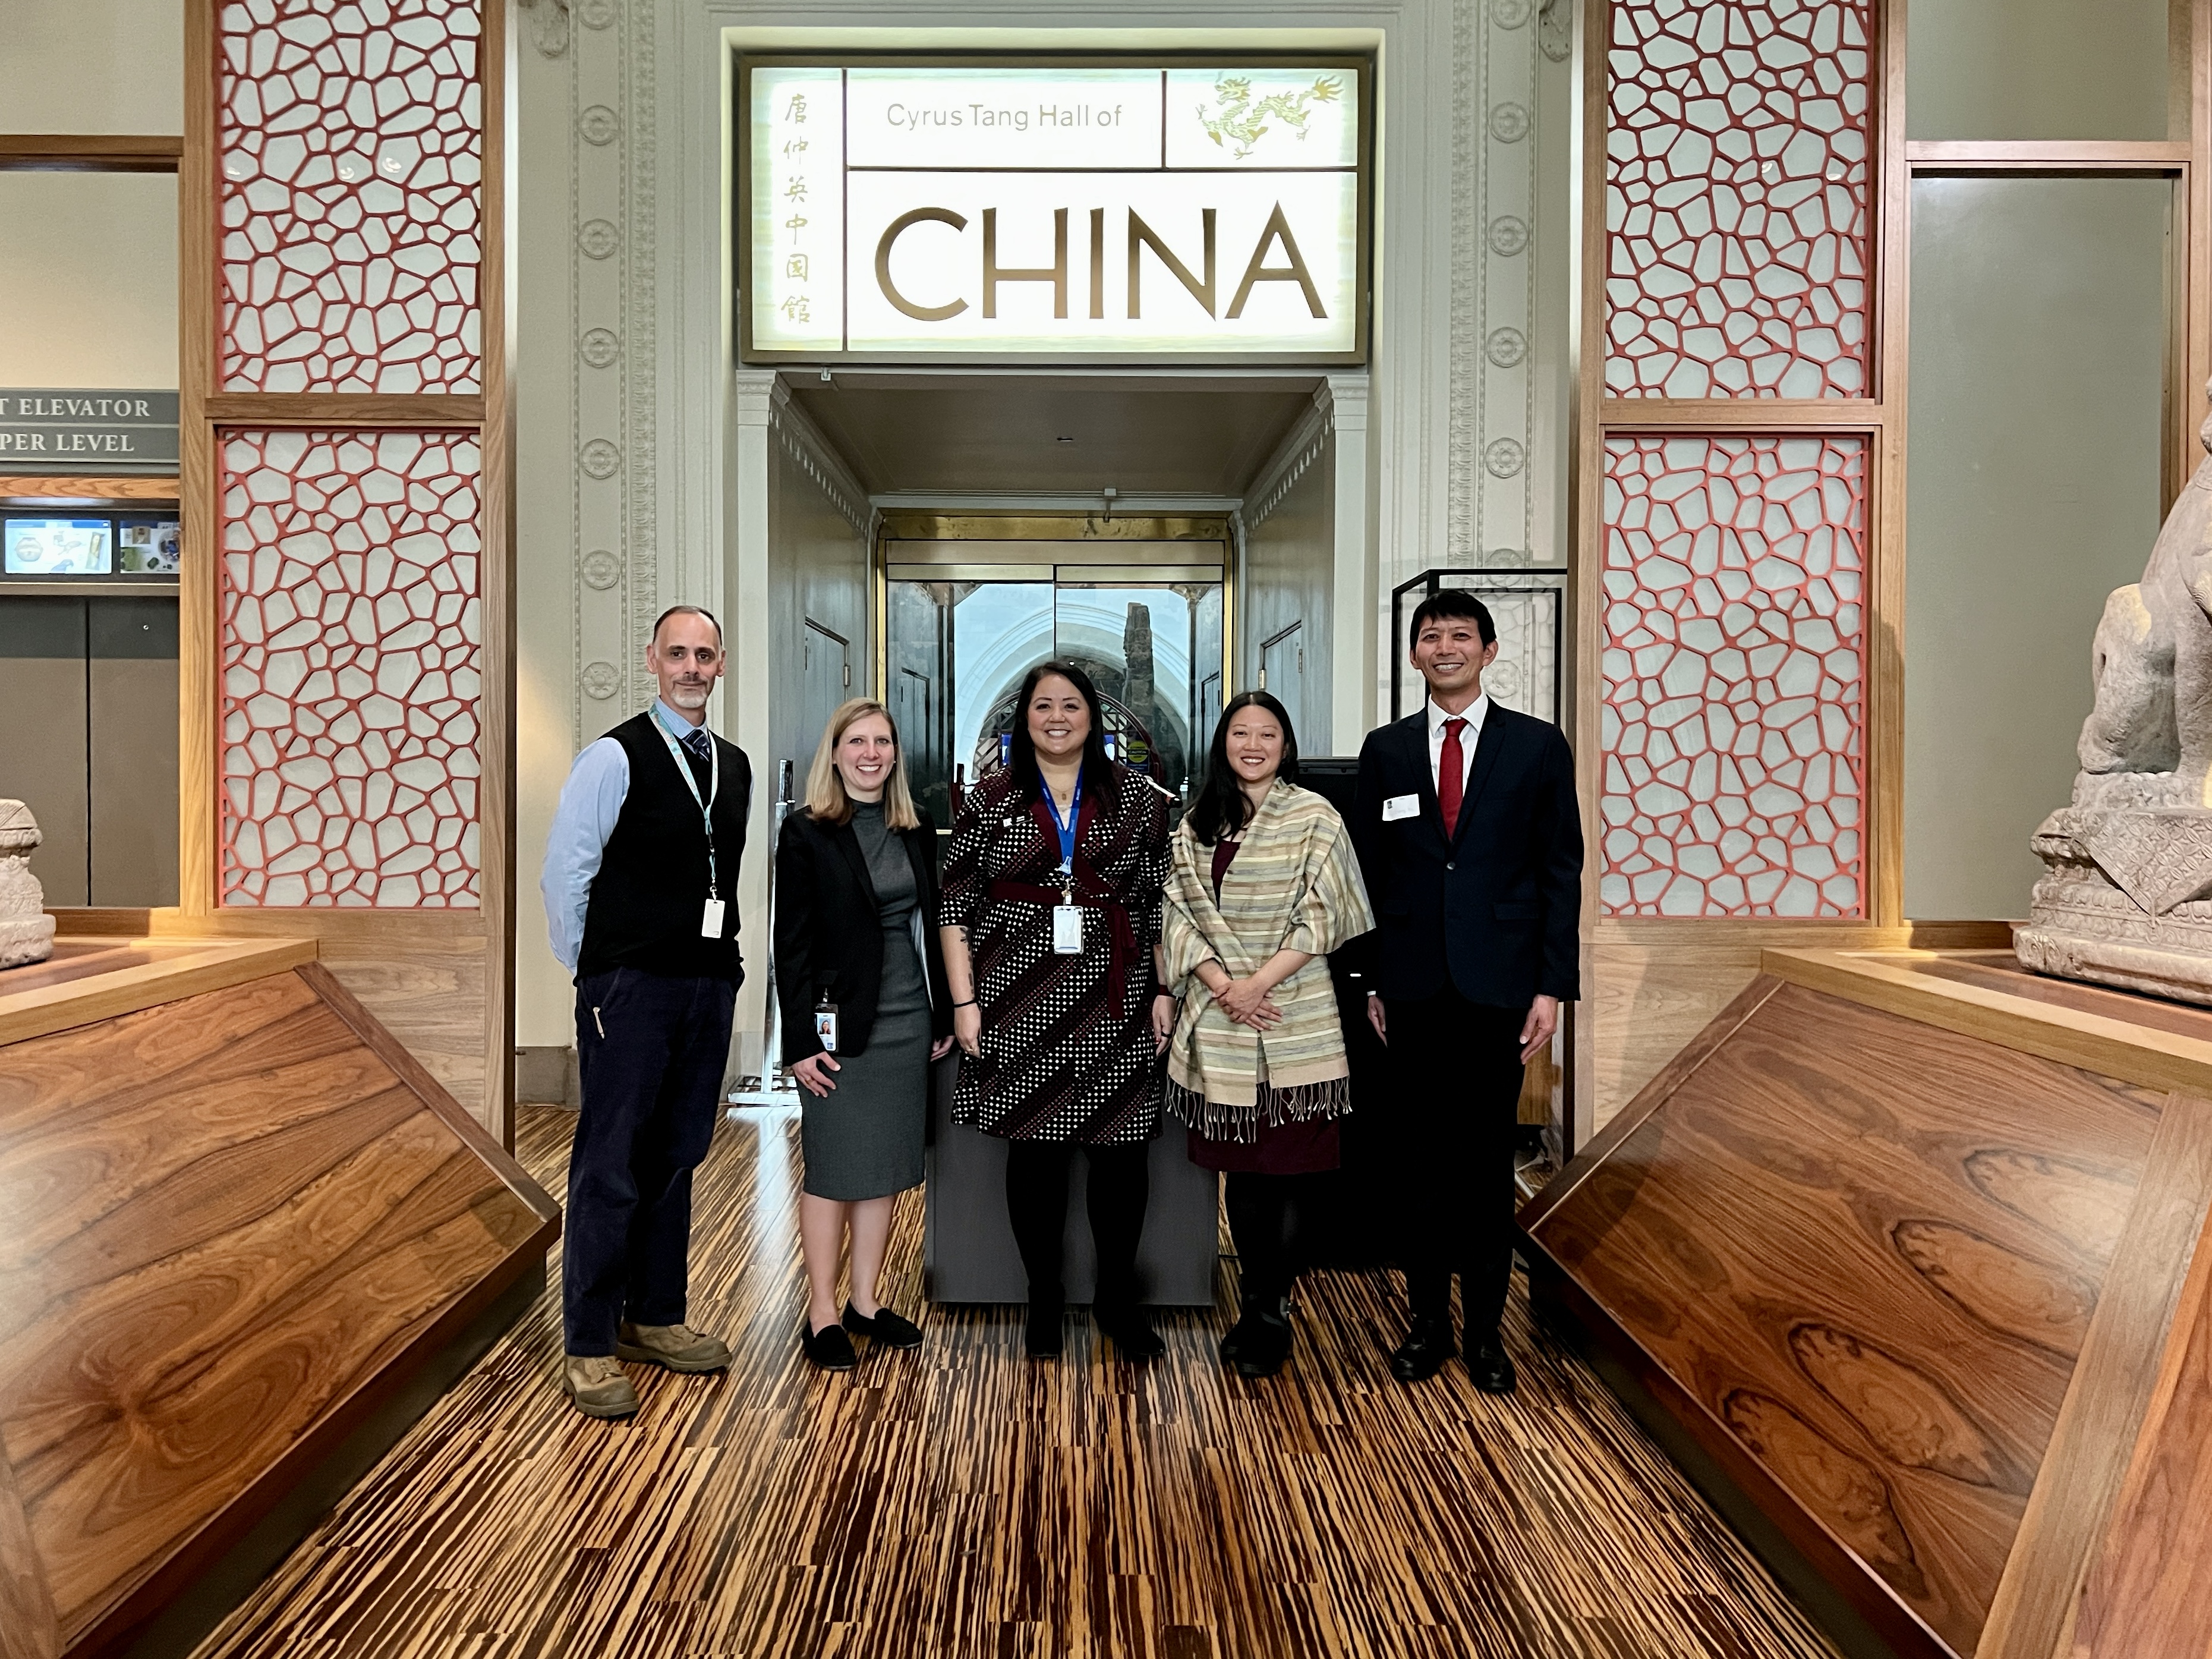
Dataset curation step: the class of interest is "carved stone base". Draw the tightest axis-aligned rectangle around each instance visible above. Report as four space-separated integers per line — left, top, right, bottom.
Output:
2018 807 2212 1005
0 798 55 970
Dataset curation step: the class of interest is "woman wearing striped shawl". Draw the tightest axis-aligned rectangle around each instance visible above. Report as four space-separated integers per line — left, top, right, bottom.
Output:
1162 691 1374 1378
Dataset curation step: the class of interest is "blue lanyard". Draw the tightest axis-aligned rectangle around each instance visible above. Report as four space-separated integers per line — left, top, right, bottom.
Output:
1044 773 1082 876
648 703 720 899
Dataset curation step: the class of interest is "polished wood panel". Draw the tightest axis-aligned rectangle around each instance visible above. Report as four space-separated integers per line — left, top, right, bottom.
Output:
1904 139 2192 171
178 0 216 920
188 1102 1842 1659
40 911 496 1126
1765 948 2212 1102
2072 1186 2212 1658
1530 981 2169 1657
200 394 486 426
1975 1091 2212 1659
0 477 178 503
0 962 556 1656
479 0 516 1144
0 934 314 1046
0 135 182 172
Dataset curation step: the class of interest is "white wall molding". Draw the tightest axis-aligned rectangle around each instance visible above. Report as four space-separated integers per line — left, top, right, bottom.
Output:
1244 387 1335 534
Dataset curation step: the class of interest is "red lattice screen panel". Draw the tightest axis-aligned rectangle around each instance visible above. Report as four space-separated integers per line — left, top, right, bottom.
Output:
1606 0 1873 398
219 428 482 908
1600 434 1866 917
216 0 484 394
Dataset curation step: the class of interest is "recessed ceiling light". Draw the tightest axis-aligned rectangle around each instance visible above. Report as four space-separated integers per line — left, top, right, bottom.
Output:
1055 435 1075 443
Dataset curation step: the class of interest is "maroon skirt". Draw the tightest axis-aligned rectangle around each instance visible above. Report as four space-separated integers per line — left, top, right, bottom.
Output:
1187 1117 1340 1175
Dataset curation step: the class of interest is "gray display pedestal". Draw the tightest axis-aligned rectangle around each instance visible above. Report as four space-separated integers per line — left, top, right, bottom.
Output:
922 1056 1221 1306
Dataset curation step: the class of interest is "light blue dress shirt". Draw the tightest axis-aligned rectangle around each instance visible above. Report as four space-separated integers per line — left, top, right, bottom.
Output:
540 699 710 974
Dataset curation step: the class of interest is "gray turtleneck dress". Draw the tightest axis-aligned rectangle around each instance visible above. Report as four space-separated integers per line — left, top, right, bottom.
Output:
799 799 931 1200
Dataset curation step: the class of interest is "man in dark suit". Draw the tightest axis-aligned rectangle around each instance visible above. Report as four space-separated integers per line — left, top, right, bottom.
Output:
1351 590 1583 1394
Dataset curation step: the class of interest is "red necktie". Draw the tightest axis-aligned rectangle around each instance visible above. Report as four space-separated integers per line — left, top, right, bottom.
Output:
1439 717 1467 839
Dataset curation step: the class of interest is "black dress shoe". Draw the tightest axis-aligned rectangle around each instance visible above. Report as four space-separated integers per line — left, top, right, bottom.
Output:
1389 1315 1455 1383
1025 1302 1064 1358
1232 1309 1293 1379
843 1302 924 1350
1095 1303 1165 1362
1466 1333 1518 1395
801 1318 858 1371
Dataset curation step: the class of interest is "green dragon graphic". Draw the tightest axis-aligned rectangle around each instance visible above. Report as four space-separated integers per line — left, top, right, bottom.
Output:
1198 74 1344 161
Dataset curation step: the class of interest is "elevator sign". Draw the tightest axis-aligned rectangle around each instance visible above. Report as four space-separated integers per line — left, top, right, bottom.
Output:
741 61 1369 363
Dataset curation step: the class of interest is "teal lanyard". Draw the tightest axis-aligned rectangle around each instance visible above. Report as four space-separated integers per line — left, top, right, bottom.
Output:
649 704 720 899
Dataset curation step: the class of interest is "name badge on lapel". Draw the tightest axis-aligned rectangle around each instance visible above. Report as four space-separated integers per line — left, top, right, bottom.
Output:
1382 793 1420 822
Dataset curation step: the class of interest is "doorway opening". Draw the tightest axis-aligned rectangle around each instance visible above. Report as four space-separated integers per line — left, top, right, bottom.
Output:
762 369 1344 822
883 518 1228 825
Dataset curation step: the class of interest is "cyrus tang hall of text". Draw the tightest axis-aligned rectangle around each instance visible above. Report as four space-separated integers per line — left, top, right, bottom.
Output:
880 100 1129 134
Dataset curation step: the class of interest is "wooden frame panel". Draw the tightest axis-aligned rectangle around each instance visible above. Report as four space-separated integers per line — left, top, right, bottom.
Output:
1570 0 2212 1132
170 0 516 1141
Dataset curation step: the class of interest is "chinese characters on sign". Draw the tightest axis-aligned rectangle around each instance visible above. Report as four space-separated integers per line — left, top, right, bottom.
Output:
746 63 1365 360
751 65 845 352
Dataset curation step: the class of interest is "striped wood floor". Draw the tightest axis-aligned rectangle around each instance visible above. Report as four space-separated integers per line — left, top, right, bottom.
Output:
191 1105 1842 1659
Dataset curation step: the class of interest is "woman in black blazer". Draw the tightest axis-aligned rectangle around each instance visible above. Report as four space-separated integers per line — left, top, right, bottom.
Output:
774 698 953 1371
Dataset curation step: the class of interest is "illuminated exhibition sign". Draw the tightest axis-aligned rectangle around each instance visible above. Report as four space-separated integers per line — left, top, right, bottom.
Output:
741 61 1369 363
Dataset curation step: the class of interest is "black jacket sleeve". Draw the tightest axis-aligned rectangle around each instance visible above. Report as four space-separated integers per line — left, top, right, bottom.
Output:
1537 724 1586 1002
1343 729 1388 984
772 815 824 1062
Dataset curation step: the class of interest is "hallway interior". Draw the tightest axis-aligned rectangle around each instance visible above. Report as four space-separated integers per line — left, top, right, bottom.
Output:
190 1104 1841 1659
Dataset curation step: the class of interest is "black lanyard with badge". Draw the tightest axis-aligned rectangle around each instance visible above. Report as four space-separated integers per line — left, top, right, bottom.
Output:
648 705 725 941
1046 775 1083 954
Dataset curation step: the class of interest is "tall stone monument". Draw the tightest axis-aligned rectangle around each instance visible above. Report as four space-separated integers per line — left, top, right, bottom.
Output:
0 799 57 969
2019 395 2212 1002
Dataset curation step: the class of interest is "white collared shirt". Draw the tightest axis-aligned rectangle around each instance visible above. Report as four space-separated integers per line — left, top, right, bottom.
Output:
1426 693 1490 797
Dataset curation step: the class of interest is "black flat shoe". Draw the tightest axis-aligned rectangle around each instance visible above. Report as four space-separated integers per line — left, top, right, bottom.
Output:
1389 1314 1455 1383
801 1318 858 1371
1232 1309 1293 1379
1466 1333 1518 1396
1095 1303 1165 1362
844 1301 924 1350
1025 1302 1064 1359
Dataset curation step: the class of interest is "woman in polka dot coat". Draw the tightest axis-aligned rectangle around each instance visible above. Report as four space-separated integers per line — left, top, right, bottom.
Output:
939 661 1174 1364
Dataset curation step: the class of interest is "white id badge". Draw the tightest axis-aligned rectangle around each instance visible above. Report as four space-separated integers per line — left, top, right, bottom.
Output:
699 898 726 939
1053 904 1084 954
814 1003 839 1053
1382 792 1421 822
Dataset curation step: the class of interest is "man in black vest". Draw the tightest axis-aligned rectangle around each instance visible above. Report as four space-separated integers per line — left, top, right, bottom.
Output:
541 605 753 1418
1351 591 1583 1395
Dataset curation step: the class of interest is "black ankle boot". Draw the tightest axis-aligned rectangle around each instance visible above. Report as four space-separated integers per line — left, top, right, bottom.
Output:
1095 1301 1164 1361
1025 1300 1064 1358
1233 1307 1294 1378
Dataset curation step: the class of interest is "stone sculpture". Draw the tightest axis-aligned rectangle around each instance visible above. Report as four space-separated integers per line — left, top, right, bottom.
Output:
0 799 57 969
2018 393 2212 1002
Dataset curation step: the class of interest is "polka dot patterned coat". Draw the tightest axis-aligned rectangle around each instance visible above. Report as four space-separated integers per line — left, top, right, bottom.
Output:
941 764 1171 1145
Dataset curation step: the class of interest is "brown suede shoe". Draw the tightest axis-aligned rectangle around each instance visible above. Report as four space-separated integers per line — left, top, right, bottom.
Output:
616 1321 732 1374
565 1355 639 1419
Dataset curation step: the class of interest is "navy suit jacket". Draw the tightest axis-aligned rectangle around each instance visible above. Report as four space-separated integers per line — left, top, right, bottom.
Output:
1350 704 1584 1008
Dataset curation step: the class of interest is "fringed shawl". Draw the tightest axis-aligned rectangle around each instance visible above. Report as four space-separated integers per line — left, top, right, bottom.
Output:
1161 781 1375 1140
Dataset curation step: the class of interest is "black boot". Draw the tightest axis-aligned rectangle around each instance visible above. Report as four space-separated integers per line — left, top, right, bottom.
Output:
1232 1302 1293 1378
1025 1299 1064 1359
1095 1299 1164 1361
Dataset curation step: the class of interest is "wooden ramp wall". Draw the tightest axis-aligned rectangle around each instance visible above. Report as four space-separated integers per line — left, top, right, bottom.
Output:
0 940 557 1659
1520 950 2212 1659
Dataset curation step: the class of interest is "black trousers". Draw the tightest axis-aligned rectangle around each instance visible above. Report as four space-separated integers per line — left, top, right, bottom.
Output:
565 966 736 1354
1003 1140 1150 1309
1225 1172 1326 1311
1381 989 1528 1335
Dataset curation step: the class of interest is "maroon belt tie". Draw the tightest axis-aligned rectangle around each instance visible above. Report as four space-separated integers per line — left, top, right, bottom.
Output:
986 879 1140 1018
